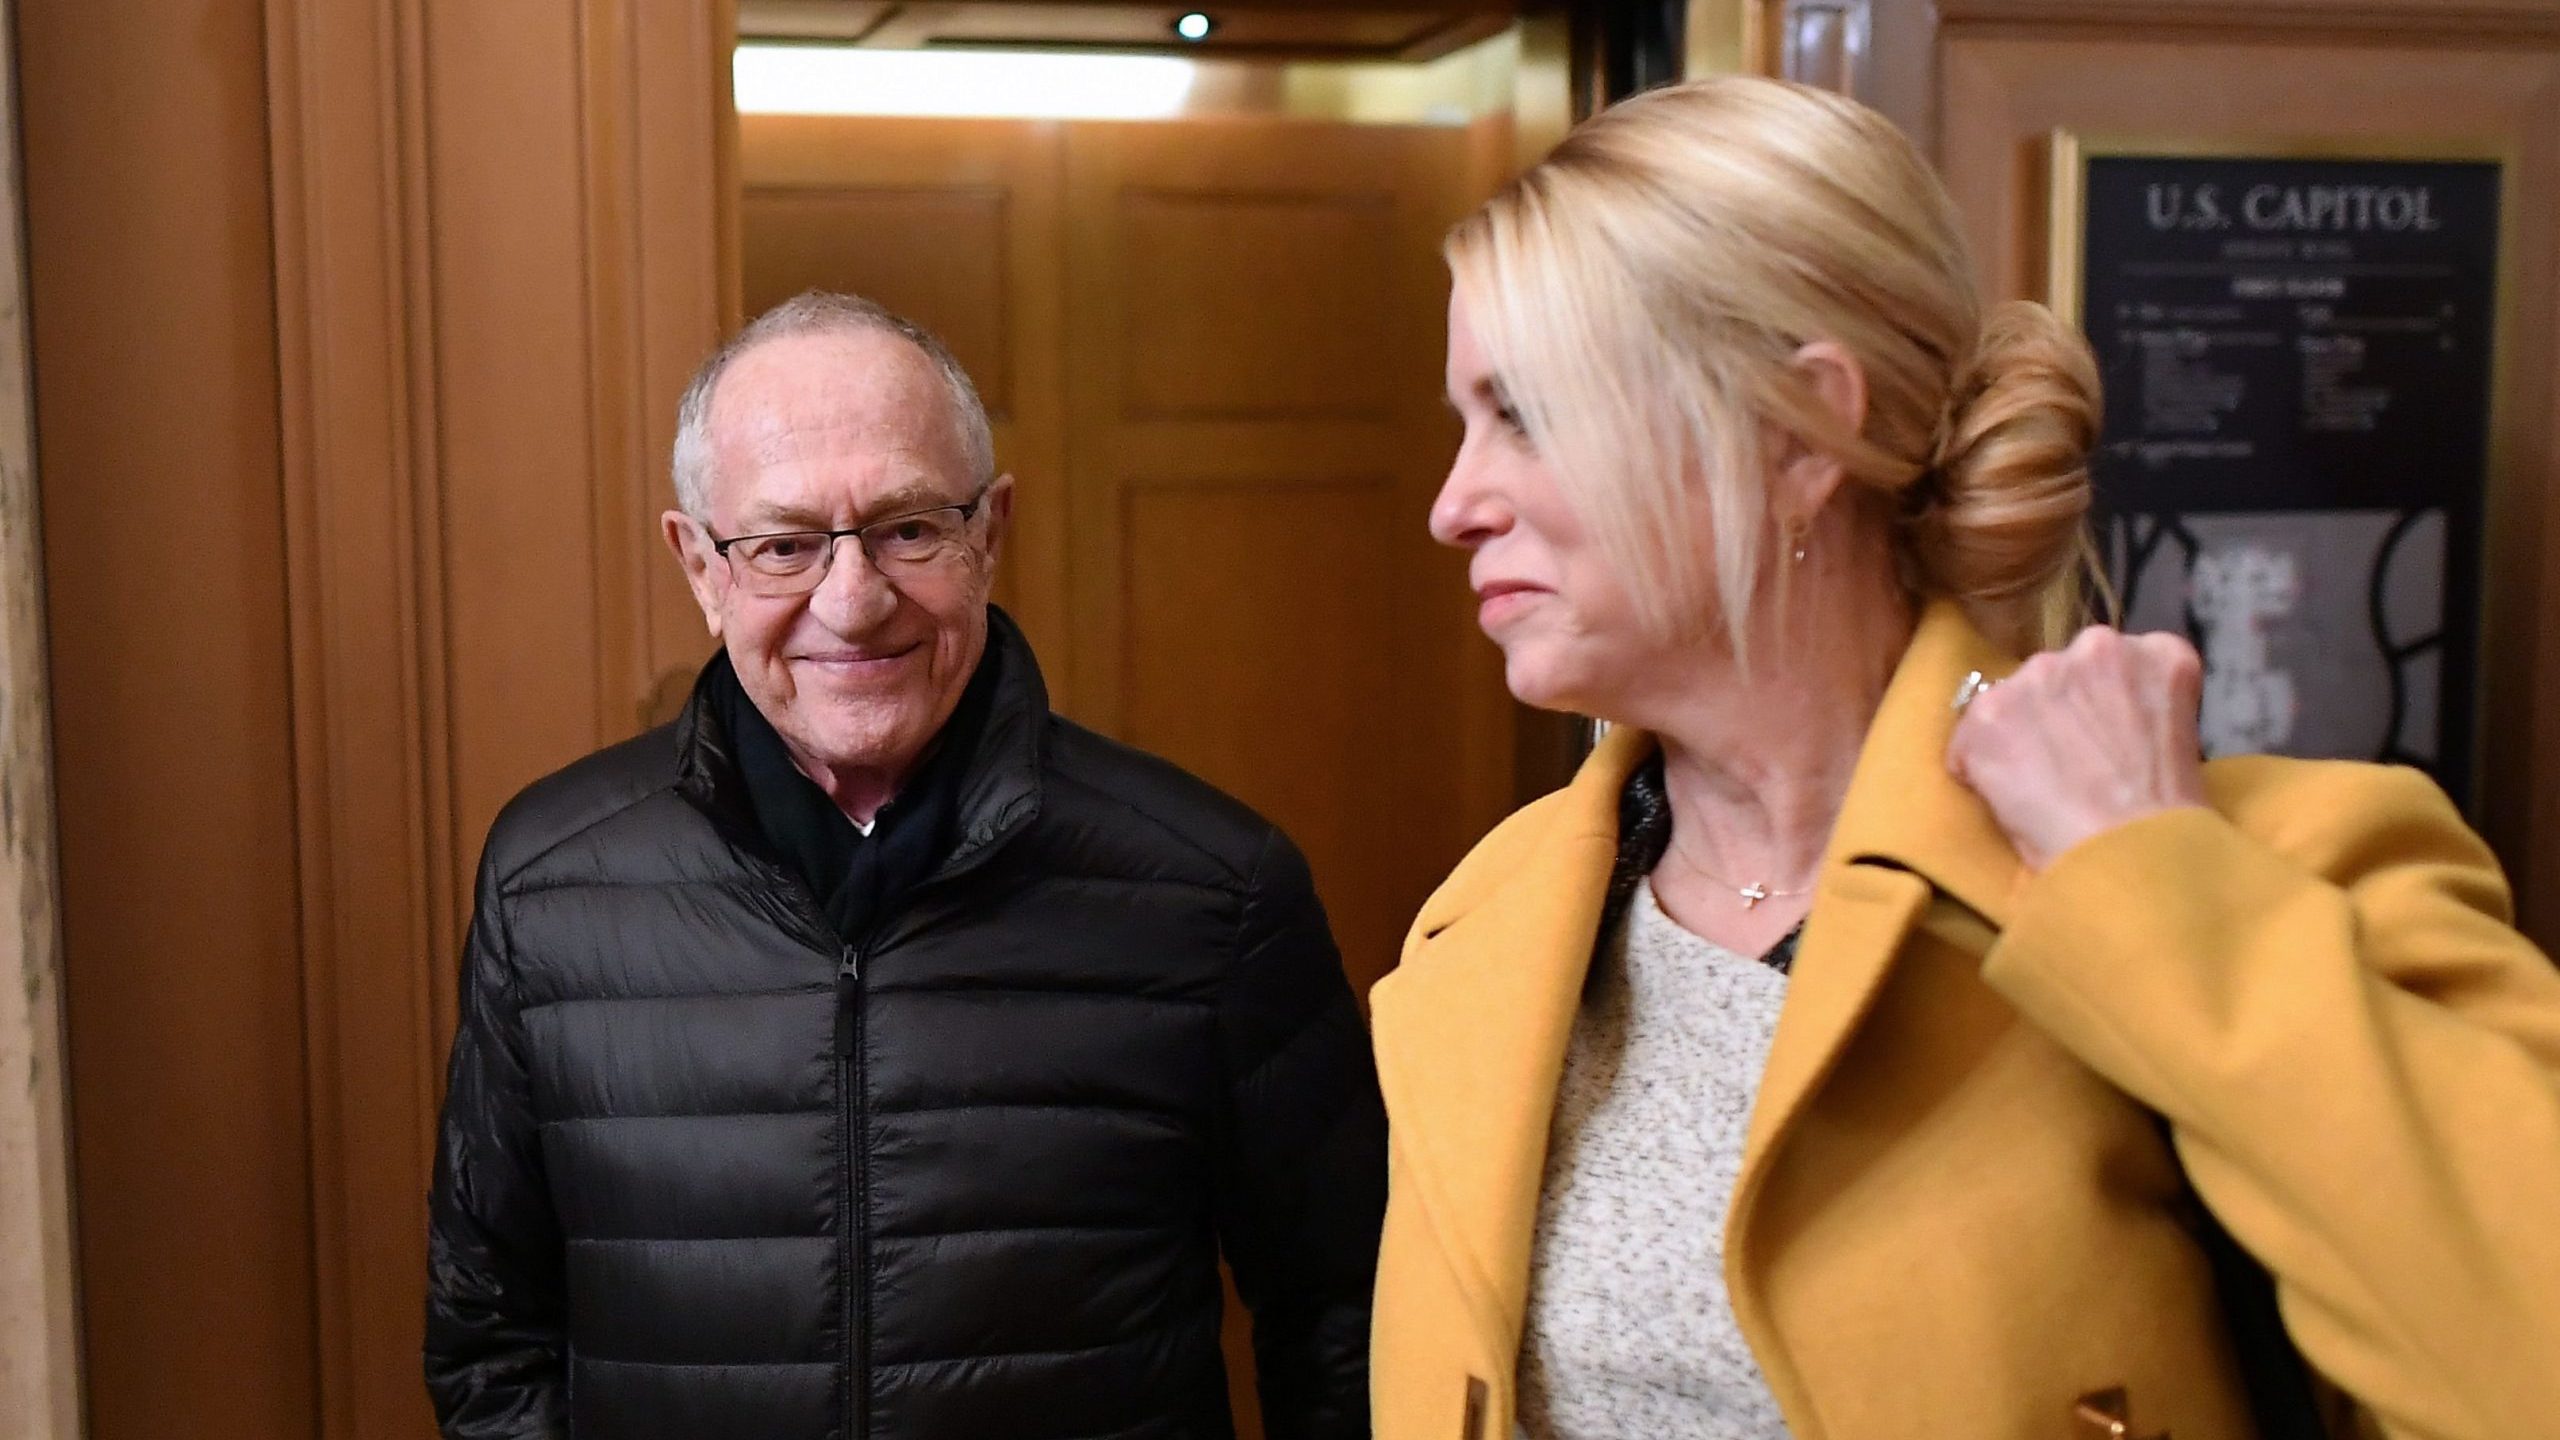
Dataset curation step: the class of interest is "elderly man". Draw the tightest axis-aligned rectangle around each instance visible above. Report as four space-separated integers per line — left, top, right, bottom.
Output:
425 291 1386 1440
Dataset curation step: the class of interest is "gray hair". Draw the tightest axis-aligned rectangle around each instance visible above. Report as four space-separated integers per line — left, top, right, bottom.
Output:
669 290 996 518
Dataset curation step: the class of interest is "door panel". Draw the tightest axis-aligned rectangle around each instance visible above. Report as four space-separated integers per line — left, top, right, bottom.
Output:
1122 477 1413 962
746 187 1015 406
1062 117 1512 996
1115 189 1401 420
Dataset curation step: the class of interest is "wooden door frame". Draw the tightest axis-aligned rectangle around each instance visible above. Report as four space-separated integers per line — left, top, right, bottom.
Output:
1853 0 2560 159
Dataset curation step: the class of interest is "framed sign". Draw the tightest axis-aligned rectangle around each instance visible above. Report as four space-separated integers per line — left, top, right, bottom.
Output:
2048 133 2513 806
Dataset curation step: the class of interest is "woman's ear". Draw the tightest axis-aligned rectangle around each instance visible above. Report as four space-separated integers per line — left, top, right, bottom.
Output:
1794 339 1869 435
1774 339 1870 521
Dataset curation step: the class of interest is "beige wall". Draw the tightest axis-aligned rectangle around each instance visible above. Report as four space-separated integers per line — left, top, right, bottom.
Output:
0 0 83 1427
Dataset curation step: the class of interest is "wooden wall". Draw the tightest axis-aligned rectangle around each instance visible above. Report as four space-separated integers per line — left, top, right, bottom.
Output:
18 1 733 1434
20 0 314 1430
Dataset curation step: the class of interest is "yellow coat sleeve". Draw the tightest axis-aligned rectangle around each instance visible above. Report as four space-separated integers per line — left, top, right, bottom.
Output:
1983 761 2560 1440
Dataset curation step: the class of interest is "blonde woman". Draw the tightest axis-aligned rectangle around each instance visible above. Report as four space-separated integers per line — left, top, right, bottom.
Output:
1370 76 2560 1440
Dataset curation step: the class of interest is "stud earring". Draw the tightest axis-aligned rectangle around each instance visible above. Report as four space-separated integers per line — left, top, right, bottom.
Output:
1786 519 1809 564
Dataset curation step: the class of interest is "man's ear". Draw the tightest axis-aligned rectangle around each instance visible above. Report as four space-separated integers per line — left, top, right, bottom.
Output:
980 474 1016 572
1774 339 1870 523
661 509 726 639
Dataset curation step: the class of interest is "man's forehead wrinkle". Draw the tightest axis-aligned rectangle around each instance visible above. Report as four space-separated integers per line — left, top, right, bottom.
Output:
712 333 967 484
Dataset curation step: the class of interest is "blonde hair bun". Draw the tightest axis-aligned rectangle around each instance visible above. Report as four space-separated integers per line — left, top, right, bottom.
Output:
1909 300 2101 651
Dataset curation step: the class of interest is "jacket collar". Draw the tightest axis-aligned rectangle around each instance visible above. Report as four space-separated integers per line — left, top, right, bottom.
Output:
1820 596 2028 928
673 603 1048 882
1373 599 2028 1356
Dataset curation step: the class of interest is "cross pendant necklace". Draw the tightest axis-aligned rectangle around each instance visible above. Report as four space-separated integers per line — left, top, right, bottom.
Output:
1669 838 1816 912
1699 872 1811 910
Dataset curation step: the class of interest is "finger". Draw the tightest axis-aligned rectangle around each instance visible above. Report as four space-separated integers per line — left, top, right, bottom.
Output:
1947 693 1981 779
2135 629 2202 685
2124 631 2202 724
2065 624 2123 665
1946 685 2002 783
1997 651 2054 706
2076 624 2134 682
2128 628 2193 670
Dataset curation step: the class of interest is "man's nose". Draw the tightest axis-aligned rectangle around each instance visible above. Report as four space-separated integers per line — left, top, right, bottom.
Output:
1428 452 1509 550
807 535 898 631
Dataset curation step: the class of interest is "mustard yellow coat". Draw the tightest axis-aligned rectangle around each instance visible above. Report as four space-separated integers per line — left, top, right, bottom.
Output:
1369 601 2560 1440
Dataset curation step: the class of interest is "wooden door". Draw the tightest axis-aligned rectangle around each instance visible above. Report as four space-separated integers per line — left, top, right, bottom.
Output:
1058 116 1515 996
1054 112 1510 1440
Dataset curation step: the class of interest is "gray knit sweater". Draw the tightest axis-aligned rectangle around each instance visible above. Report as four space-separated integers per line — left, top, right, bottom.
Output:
1514 880 1793 1440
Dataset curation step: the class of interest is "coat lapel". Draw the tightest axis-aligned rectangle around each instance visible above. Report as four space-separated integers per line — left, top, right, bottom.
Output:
1371 725 1652 1347
1737 598 2032 1185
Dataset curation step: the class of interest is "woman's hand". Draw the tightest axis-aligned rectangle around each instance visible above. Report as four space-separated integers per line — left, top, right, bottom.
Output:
1946 625 2212 873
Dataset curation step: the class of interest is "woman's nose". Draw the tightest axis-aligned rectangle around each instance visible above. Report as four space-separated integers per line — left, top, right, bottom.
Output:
1428 452 1509 550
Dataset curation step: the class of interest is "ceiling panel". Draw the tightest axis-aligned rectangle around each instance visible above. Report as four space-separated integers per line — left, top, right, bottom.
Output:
740 1 1515 60
740 0 900 42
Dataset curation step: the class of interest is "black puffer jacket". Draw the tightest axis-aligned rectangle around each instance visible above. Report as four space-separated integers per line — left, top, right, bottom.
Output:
425 613 1387 1439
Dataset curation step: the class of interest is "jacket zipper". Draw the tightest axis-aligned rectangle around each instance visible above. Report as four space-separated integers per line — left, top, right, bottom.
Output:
837 938 870 1440
750 856 869 1440
747 822 1030 1440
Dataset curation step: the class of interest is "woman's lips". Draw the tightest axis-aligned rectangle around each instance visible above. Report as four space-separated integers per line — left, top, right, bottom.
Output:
1474 582 1546 629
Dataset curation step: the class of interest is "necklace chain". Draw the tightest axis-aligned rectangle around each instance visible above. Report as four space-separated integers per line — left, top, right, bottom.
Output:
1673 849 1817 910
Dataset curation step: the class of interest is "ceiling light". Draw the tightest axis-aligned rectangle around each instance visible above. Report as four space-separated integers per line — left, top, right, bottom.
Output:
1173 12 1215 43
733 45 1199 120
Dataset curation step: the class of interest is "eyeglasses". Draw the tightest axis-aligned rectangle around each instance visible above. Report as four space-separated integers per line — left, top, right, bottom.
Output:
707 488 989 596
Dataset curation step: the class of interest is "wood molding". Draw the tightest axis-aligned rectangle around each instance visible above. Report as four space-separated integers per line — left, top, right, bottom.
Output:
1917 0 2560 152
264 0 447 1432
265 2 731 1433
579 0 654 748
603 0 737 735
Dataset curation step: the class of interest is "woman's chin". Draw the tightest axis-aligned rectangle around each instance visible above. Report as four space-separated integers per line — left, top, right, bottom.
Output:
1500 651 1596 716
